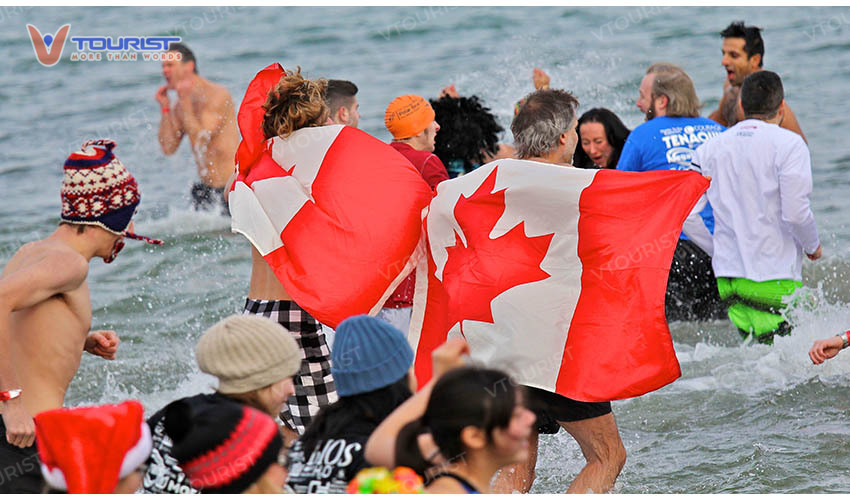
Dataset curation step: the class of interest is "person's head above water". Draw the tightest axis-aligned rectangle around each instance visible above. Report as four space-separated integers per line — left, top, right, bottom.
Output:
429 94 503 175
162 42 197 89
385 95 440 153
574 108 630 169
60 139 162 263
720 21 764 86
510 88 579 165
262 67 329 139
325 79 360 128
740 70 784 121
637 63 700 121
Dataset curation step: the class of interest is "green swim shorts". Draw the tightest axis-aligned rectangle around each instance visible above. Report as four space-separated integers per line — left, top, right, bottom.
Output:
716 277 803 345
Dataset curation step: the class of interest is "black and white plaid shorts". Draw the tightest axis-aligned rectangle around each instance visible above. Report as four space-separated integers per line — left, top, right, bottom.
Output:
243 299 338 434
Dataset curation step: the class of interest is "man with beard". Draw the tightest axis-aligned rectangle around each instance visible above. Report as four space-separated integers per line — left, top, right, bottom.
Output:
617 63 725 321
0 140 161 493
708 22 806 142
156 43 239 212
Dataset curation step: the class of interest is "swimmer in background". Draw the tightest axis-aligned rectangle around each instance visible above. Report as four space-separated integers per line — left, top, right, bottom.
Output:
572 108 631 169
707 21 806 142
155 42 239 212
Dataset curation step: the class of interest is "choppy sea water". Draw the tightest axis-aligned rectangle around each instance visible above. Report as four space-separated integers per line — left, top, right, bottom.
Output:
1 6 849 493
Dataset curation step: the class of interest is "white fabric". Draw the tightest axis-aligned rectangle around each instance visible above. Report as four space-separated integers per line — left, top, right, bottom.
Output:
377 307 413 337
692 120 819 281
682 194 714 256
230 126 344 257
414 159 596 390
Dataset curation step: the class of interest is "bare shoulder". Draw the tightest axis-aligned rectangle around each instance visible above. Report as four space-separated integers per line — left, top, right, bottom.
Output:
3 240 87 282
206 81 235 106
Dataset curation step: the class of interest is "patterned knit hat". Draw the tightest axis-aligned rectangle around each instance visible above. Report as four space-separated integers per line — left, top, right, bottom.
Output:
196 314 301 394
61 139 162 245
165 397 283 493
35 400 153 494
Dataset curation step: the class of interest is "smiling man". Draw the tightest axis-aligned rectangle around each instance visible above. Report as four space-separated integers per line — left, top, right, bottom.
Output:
0 140 161 493
707 21 806 142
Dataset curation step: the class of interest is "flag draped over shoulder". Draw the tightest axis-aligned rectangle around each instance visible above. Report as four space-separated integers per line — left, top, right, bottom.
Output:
409 159 709 402
228 65 433 328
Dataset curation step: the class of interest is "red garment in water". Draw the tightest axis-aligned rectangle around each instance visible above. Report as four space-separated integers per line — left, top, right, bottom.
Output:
385 142 450 308
390 142 449 190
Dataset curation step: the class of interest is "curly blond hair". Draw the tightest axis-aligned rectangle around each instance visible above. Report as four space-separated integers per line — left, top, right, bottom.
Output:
262 68 329 139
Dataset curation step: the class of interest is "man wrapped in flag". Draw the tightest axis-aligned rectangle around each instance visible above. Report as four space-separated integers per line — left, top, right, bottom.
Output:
408 89 709 493
228 65 433 442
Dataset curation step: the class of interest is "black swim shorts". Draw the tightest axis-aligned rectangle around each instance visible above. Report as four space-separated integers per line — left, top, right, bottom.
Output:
0 420 43 494
524 385 612 435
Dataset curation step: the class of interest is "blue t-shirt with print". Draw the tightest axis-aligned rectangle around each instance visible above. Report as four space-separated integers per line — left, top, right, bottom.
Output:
616 115 725 237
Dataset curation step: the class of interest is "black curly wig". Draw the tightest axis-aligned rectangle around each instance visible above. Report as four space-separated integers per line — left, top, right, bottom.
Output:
429 95 503 176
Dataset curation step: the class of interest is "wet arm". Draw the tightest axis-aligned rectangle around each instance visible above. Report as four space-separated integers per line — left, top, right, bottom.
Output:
158 106 184 155
780 103 807 144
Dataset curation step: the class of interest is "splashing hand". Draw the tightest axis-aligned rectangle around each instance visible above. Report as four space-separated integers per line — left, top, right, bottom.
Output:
533 67 550 90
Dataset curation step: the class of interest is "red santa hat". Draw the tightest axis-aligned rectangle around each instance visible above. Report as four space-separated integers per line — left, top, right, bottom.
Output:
34 400 152 494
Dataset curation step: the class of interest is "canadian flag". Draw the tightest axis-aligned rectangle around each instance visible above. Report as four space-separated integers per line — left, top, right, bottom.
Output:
409 159 708 402
229 65 433 328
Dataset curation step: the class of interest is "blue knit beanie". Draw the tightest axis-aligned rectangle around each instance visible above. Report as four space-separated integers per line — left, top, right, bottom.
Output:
331 315 414 397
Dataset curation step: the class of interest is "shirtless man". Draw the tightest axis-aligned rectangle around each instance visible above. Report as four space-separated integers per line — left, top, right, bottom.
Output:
155 42 239 212
0 140 161 493
708 21 806 142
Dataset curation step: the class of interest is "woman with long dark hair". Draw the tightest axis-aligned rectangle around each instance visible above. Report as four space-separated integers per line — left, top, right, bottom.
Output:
572 108 631 169
365 344 536 494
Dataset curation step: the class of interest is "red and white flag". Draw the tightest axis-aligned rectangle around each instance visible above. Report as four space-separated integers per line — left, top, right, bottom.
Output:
409 159 708 402
229 65 432 328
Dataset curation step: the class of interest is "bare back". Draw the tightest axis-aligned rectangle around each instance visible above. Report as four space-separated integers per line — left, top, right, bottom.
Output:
248 246 291 301
2 241 90 416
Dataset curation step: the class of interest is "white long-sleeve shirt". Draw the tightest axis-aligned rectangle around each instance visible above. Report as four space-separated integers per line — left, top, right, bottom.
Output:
691 119 819 282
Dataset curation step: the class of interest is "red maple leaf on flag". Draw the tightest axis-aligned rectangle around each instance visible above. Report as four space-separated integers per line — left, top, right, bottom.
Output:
442 167 554 333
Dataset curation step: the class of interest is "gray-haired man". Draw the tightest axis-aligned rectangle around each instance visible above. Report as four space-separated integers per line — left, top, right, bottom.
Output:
492 89 626 494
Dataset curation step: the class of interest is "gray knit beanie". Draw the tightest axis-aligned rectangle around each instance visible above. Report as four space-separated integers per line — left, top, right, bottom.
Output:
195 314 301 394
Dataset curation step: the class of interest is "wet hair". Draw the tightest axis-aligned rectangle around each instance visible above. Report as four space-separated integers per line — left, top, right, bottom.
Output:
646 63 701 118
167 42 198 73
395 367 520 477
511 89 579 159
429 95 503 175
720 21 764 68
741 70 784 119
262 67 329 139
573 108 631 169
59 221 86 234
325 79 358 114
298 374 413 458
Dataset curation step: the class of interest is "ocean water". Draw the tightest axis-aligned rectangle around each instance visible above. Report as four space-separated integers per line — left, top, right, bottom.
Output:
2 6 850 493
